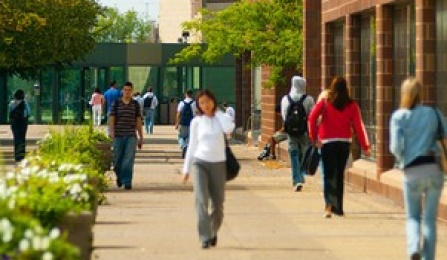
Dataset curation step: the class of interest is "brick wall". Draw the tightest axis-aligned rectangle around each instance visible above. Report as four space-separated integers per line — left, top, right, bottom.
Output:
375 4 394 177
235 52 252 130
415 0 436 104
303 0 322 97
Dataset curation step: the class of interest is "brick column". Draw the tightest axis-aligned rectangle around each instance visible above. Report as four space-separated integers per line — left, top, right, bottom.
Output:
260 66 296 146
375 5 394 177
303 0 321 97
235 51 252 130
322 23 334 89
415 0 436 104
346 15 362 160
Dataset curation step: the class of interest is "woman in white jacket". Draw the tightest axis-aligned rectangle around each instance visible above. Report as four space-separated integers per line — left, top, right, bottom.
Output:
182 89 235 249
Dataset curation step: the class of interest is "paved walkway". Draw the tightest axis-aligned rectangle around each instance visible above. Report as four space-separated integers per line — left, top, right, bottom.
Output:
1 125 447 259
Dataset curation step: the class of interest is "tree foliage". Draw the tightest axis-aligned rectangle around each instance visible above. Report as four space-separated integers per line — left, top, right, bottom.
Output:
94 7 154 43
0 0 102 78
170 0 303 86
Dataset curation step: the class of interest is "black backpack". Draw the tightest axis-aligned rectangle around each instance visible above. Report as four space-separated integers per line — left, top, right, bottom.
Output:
143 95 153 108
9 101 26 124
284 94 308 137
180 100 194 126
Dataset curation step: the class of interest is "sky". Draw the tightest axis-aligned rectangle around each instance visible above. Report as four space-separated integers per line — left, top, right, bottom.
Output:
97 0 160 21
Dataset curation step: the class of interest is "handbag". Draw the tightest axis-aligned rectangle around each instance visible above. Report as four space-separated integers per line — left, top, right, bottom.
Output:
433 108 447 172
301 144 320 176
224 136 240 181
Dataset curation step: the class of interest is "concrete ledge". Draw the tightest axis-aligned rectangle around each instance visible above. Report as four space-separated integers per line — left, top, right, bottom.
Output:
348 161 447 221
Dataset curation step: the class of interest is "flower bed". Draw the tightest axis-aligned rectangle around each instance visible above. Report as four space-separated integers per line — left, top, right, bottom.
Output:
0 126 111 259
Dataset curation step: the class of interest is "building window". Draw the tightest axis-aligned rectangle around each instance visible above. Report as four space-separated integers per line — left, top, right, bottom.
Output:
360 15 377 159
333 23 345 77
436 0 447 114
393 4 415 108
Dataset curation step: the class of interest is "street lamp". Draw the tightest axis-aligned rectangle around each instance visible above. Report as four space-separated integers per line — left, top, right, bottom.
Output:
33 82 41 123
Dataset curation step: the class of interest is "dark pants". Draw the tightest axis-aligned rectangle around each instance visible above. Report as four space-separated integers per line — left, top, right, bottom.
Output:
321 141 350 214
11 122 28 162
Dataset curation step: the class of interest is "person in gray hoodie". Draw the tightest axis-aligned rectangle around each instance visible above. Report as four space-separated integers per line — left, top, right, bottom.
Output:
281 75 315 191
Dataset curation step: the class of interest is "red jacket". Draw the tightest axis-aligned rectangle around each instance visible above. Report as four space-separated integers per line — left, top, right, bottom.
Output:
308 99 370 151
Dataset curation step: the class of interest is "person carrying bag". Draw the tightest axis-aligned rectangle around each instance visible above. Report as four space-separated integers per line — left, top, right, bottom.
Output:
181 89 235 249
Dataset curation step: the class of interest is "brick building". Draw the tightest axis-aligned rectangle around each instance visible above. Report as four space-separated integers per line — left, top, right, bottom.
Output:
294 0 447 211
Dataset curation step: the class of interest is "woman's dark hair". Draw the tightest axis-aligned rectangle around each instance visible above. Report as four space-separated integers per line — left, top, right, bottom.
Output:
328 77 353 110
195 89 217 115
14 89 25 100
94 87 101 94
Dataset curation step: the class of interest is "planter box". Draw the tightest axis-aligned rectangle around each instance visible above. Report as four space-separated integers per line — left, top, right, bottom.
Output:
58 211 94 260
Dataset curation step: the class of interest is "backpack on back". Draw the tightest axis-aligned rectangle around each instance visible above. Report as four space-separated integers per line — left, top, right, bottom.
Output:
284 94 308 137
180 100 194 126
9 101 25 124
143 95 153 108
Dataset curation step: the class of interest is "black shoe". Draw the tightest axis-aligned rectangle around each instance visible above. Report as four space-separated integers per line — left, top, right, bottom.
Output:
124 185 132 190
257 144 270 161
116 179 122 188
201 241 210 249
210 236 217 247
182 146 188 159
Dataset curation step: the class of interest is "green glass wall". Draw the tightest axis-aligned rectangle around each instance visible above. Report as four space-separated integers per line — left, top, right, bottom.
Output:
202 67 236 106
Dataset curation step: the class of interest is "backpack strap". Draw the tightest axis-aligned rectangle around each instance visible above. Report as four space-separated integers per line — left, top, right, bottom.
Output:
287 94 307 107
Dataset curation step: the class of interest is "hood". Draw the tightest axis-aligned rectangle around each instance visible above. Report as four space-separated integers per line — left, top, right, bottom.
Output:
290 76 306 95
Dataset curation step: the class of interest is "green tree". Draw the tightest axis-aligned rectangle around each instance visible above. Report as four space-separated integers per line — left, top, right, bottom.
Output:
170 0 303 86
0 0 102 78
95 7 154 43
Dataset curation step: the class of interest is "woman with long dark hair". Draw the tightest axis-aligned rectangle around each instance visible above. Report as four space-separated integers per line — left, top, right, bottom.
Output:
308 76 371 218
8 89 31 162
390 78 445 260
182 89 235 249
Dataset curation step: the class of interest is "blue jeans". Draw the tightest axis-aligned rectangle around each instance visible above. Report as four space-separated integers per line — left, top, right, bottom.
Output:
318 148 329 204
403 164 444 260
144 109 155 134
288 135 308 185
178 125 190 149
113 136 137 186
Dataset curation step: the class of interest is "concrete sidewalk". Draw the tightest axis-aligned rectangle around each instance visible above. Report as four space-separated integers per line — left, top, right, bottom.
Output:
1 125 447 259
91 127 446 259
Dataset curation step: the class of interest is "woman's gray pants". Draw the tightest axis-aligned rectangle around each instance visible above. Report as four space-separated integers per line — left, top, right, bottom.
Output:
192 158 226 243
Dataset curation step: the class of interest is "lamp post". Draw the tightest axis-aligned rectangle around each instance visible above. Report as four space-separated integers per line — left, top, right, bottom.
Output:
33 82 41 123
180 31 190 93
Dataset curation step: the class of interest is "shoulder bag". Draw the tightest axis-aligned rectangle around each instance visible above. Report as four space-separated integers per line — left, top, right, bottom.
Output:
224 135 240 181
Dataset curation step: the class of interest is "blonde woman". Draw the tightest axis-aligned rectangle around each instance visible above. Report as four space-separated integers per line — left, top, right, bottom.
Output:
182 89 235 249
390 77 445 260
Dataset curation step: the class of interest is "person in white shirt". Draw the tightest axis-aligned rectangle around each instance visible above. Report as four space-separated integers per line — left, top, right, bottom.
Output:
142 87 159 134
222 102 235 122
182 89 235 249
175 90 197 157
89 88 104 126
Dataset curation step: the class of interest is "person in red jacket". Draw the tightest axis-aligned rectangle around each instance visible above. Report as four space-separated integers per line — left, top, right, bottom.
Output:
308 76 371 218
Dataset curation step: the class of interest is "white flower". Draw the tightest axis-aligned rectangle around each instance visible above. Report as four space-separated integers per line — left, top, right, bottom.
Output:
49 228 60 239
19 239 30 251
32 236 44 250
42 252 54 260
6 172 15 179
24 229 34 238
0 217 12 232
41 236 50 250
69 183 82 195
